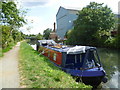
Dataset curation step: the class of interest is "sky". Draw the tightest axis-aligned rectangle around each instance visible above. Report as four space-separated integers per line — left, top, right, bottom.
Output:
17 0 120 35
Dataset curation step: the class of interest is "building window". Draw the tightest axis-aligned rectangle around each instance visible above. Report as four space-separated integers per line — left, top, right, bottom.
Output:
53 53 57 61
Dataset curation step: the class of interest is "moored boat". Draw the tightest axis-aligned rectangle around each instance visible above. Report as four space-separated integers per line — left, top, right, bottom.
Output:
36 40 107 87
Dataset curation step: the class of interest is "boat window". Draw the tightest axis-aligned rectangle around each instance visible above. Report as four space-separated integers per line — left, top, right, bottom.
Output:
53 53 57 61
84 50 102 69
75 55 77 63
84 51 96 68
42 42 47 46
65 54 75 69
93 50 101 66
48 51 50 57
65 54 85 69
76 54 85 68
86 59 95 68
66 54 85 64
75 54 82 63
79 53 85 64
66 54 75 64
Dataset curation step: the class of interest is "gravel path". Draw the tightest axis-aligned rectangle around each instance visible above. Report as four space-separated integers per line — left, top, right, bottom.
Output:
0 42 20 89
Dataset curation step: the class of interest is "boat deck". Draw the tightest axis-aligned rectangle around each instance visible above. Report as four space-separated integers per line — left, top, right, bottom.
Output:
44 45 71 52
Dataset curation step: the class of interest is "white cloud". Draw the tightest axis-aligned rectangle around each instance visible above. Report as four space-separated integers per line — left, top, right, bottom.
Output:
20 16 42 34
20 16 53 35
26 16 41 24
18 0 55 8
22 0 50 2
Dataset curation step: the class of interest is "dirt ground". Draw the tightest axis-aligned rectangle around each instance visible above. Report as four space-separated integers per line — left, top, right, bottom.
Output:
0 42 20 89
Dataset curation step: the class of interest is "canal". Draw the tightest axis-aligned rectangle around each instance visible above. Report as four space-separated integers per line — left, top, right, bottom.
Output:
97 48 120 88
28 40 120 89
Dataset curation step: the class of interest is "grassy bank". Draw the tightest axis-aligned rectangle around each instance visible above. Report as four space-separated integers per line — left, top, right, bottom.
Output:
19 42 92 88
1 43 16 57
2 43 16 53
0 48 2 57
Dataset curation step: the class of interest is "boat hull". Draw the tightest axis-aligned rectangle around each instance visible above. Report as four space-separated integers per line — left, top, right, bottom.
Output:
36 40 107 87
51 61 106 87
75 76 104 87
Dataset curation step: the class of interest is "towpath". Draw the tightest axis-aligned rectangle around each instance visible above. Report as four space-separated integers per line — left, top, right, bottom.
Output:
0 42 20 89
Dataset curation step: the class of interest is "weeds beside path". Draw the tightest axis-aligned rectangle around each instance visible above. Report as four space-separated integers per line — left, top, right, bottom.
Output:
0 48 2 57
0 42 20 89
19 42 92 88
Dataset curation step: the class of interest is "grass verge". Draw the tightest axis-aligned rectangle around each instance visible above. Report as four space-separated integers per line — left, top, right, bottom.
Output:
2 43 16 53
1 43 16 58
0 48 2 57
19 42 92 88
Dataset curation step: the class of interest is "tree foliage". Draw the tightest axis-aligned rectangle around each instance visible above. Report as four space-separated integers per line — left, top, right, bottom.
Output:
74 2 115 31
1 1 27 50
43 28 52 40
2 25 13 48
25 33 43 40
2 25 25 49
1 1 26 27
36 33 43 40
67 2 116 47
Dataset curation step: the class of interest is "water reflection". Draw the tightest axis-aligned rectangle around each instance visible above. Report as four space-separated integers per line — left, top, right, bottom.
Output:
97 48 120 88
28 39 37 50
28 39 37 45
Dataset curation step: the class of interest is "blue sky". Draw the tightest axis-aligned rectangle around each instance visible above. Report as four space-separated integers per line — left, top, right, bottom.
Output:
17 0 119 35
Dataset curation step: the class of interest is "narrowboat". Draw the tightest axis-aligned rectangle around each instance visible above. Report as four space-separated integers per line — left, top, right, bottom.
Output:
36 40 107 87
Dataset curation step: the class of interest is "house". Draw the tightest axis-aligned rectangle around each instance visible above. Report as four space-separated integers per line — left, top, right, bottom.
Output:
56 6 79 39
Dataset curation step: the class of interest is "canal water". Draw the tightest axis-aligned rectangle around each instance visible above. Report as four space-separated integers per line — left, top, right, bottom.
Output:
28 40 120 89
97 48 120 89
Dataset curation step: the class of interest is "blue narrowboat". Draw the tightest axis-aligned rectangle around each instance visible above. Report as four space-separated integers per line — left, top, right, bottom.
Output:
36 40 107 86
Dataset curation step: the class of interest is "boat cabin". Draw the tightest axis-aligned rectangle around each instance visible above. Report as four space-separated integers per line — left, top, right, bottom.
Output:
37 40 101 70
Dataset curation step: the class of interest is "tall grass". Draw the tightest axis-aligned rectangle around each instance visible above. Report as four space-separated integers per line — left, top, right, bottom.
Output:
0 48 2 57
19 42 92 88
2 43 15 53
0 43 16 57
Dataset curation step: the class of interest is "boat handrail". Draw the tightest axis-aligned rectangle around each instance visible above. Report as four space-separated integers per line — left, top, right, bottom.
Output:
65 63 74 66
80 66 101 70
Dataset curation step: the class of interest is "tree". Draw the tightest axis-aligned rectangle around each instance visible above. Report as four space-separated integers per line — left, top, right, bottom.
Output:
12 29 24 42
36 33 43 40
1 1 27 49
43 28 52 40
67 2 115 46
2 25 13 48
116 23 120 48
75 2 115 31
1 1 26 28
